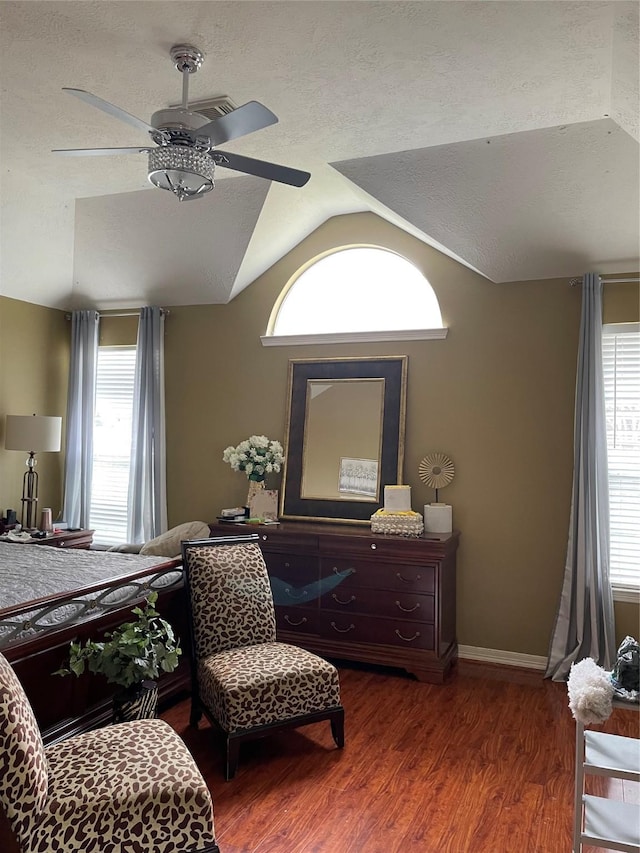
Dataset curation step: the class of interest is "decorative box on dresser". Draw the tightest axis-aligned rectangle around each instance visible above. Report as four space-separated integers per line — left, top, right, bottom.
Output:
208 521 459 684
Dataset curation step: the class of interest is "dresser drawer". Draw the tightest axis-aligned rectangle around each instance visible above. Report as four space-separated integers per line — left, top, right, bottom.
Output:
319 613 434 651
320 557 435 594
265 552 318 580
265 553 319 607
275 606 320 636
321 588 434 623
319 533 441 561
256 530 318 554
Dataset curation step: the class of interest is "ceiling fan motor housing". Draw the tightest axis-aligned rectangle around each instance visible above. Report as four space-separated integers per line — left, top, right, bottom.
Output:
151 109 211 135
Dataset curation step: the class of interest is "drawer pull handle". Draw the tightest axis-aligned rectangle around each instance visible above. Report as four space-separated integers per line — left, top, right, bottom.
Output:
396 572 421 584
261 534 268 541
331 593 356 605
284 615 308 627
395 629 421 642
395 601 420 613
330 621 355 633
284 587 308 601
370 543 377 550
333 566 356 577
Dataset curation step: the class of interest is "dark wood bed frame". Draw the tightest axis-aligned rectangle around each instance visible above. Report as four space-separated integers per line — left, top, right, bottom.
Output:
1 560 191 745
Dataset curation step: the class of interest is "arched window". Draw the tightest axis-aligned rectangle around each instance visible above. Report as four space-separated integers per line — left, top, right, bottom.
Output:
264 246 446 345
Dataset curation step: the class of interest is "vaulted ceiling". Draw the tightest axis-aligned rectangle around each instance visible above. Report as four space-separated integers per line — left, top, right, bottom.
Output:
1 1 638 310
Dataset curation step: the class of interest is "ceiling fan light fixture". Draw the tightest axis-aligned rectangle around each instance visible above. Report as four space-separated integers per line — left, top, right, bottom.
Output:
147 147 215 201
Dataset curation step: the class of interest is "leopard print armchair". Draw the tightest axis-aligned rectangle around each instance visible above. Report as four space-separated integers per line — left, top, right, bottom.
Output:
182 535 345 780
0 652 220 853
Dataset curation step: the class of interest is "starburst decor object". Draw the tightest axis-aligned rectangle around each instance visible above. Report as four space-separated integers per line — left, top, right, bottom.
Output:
419 452 455 502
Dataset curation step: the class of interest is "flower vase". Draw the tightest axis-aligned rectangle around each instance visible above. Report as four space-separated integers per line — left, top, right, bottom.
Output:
247 479 265 510
112 680 159 723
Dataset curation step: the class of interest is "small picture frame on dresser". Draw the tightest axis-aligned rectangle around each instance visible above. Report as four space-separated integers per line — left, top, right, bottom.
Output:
249 489 279 521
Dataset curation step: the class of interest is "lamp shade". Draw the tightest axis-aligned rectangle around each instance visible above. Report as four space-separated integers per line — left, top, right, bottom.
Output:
5 415 62 452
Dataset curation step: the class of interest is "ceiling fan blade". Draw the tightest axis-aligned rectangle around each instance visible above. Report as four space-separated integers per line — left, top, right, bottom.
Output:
215 151 310 188
63 88 157 137
197 101 278 147
52 146 152 156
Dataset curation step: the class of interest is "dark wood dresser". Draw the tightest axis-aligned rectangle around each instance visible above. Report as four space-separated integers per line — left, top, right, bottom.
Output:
209 521 459 683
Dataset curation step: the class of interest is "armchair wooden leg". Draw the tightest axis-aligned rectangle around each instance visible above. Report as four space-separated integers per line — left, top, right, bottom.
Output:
331 709 345 748
190 701 203 728
226 735 240 781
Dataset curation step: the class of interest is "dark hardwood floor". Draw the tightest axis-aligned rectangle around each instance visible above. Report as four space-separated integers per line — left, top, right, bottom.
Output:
161 660 639 853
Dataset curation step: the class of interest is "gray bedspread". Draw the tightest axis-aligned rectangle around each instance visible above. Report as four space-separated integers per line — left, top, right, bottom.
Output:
0 542 183 646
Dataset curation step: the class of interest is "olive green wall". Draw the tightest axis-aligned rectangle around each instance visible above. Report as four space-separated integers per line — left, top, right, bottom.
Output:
99 315 139 347
2 213 637 655
0 296 68 521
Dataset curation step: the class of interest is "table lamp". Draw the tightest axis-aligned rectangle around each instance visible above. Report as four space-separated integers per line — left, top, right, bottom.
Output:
5 414 62 529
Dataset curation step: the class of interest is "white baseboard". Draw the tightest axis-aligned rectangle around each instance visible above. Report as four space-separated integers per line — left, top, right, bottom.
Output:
458 645 547 671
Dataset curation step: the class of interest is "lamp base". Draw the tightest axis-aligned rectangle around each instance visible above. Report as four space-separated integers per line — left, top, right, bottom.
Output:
20 454 39 529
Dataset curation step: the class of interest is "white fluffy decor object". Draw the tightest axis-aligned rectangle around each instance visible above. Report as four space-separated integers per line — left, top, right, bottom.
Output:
567 658 615 725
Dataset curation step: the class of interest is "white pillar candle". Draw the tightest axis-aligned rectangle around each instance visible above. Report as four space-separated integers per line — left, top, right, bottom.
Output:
423 503 452 533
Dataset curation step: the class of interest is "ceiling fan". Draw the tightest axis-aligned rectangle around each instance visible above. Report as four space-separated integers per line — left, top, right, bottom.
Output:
52 44 311 201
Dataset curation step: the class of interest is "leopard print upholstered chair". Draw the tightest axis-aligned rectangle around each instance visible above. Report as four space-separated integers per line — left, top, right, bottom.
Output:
182 534 345 780
0 651 220 853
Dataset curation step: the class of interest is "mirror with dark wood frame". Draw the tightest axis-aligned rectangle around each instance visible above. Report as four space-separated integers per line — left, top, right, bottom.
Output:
280 356 408 523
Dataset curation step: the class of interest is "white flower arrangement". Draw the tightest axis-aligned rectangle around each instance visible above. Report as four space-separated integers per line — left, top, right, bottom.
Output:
222 435 285 482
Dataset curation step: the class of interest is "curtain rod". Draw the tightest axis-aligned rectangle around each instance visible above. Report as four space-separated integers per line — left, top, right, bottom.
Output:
64 308 170 319
569 276 640 287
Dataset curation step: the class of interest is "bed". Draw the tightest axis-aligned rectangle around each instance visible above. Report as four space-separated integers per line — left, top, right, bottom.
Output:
0 542 190 743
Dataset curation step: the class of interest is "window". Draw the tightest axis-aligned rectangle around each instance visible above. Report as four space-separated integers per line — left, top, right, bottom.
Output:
602 323 640 599
89 346 136 545
265 246 445 343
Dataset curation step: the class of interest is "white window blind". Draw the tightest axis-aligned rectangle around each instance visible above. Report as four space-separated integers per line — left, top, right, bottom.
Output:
602 323 640 595
89 347 136 546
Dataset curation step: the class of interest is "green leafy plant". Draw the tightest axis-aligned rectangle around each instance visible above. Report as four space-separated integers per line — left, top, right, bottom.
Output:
55 592 181 690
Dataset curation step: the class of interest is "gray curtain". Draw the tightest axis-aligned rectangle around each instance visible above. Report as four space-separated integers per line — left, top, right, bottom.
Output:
62 310 99 528
127 307 167 543
545 273 616 681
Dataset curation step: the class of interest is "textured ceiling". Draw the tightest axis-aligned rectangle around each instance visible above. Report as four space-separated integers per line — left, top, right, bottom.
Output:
0 1 638 310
